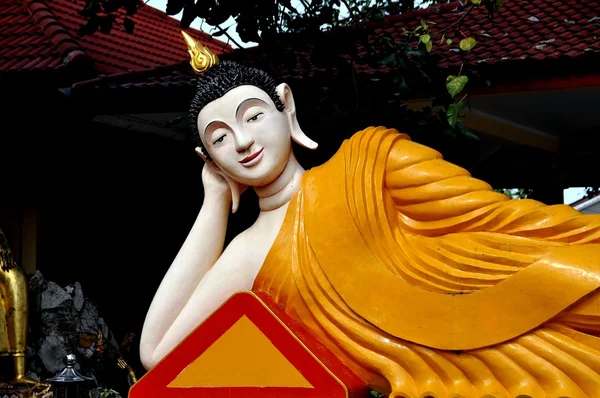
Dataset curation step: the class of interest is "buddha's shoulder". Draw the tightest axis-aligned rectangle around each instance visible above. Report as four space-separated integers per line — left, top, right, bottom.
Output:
320 126 435 165
343 126 428 154
349 126 409 141
307 126 443 181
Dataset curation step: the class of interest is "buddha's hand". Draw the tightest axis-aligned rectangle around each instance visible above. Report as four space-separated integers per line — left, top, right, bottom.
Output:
202 163 230 197
202 164 247 213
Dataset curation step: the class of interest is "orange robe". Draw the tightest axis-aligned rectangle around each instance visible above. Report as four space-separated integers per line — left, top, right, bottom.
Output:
254 126 600 398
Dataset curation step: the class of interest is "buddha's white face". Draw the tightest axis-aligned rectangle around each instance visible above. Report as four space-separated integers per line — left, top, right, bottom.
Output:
197 85 292 187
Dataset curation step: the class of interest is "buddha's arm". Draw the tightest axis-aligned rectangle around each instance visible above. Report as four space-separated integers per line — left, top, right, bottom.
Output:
382 134 597 240
142 235 252 369
139 190 230 370
384 138 508 214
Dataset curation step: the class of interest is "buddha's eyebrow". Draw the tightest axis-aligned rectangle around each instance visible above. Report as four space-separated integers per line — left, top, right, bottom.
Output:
202 98 268 136
236 98 268 117
203 120 225 138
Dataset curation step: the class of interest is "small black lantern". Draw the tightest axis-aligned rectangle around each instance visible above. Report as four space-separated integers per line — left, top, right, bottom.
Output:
47 354 93 398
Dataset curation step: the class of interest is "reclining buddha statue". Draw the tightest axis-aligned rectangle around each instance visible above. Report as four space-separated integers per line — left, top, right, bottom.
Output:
139 32 600 398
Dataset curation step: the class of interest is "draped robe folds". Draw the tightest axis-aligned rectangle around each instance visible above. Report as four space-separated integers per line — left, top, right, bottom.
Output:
253 126 600 398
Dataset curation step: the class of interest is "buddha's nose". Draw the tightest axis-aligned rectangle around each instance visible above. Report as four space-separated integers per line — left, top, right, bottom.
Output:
234 130 254 152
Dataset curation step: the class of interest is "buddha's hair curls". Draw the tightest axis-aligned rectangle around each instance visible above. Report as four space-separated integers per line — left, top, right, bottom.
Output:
189 61 285 161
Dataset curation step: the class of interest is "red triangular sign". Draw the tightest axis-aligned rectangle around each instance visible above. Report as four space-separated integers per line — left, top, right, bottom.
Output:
129 291 368 398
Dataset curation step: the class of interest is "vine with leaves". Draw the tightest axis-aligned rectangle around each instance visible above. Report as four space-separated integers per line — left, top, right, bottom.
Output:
76 0 505 139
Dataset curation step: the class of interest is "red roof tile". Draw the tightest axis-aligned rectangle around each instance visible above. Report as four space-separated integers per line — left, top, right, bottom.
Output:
0 0 84 73
72 62 195 91
0 0 231 77
375 0 600 69
243 0 600 78
46 0 232 75
72 0 600 91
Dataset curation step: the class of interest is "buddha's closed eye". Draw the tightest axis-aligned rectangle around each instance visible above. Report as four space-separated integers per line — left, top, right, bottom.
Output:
213 135 226 145
247 112 264 123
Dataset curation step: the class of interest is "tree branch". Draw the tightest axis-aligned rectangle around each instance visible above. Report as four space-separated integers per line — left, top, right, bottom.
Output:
214 24 244 49
299 0 316 17
433 4 475 36
339 0 360 25
274 0 280 33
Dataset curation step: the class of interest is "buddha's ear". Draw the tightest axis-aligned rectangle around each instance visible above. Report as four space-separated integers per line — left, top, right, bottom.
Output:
195 147 244 213
194 146 210 163
276 83 318 150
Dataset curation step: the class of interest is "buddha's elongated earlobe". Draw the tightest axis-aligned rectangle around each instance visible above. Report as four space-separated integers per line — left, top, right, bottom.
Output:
276 83 318 150
195 147 245 213
228 178 243 214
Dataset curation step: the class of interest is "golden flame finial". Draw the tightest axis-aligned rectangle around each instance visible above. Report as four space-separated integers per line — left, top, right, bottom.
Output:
181 31 219 74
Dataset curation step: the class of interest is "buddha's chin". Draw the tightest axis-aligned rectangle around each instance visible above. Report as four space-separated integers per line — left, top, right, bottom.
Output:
232 168 280 188
235 160 288 187
245 174 279 188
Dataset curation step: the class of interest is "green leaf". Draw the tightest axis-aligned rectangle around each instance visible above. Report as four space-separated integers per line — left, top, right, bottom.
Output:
379 54 397 66
425 40 432 52
180 3 196 29
420 34 430 44
458 123 479 140
446 38 453 45
446 75 469 97
486 0 504 14
165 0 188 16
395 76 410 93
405 48 426 58
459 37 477 51
123 17 134 34
421 19 428 30
99 14 116 34
472 0 481 4
447 102 465 128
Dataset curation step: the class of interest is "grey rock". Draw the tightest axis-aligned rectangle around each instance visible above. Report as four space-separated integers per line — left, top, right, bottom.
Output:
26 369 39 381
26 348 44 380
38 334 68 374
97 318 109 341
28 270 46 293
78 346 95 359
41 281 72 310
40 308 77 340
26 276 120 387
73 282 84 312
78 300 99 333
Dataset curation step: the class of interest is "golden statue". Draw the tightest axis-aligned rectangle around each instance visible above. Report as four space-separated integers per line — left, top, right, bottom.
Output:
0 228 38 386
140 34 600 397
181 31 219 75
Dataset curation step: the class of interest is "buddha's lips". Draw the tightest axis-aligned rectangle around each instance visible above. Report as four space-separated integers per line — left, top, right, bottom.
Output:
240 148 264 165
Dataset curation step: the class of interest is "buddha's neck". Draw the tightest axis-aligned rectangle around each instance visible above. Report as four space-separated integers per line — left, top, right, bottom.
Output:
255 153 304 212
